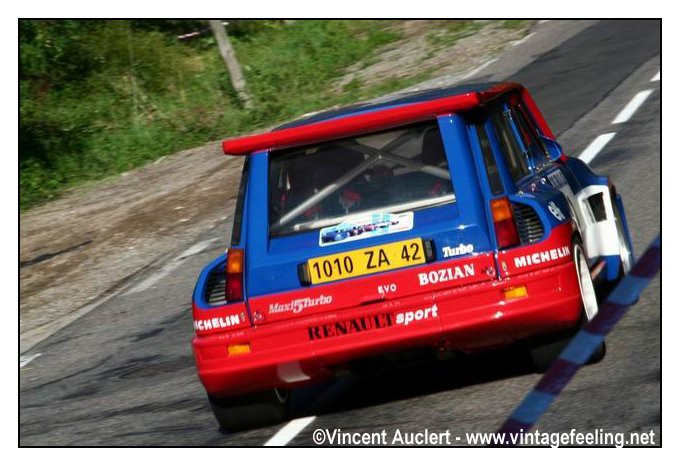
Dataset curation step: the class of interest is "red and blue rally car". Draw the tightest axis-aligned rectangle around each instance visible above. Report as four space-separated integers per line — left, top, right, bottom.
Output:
191 82 634 431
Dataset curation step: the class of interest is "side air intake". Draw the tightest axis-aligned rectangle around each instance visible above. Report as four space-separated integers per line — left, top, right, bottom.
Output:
204 267 227 305
512 203 545 244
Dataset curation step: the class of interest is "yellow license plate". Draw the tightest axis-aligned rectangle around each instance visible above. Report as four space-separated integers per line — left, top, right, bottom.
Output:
306 238 427 285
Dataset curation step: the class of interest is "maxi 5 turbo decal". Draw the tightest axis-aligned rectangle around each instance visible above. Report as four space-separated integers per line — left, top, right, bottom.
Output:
268 295 333 314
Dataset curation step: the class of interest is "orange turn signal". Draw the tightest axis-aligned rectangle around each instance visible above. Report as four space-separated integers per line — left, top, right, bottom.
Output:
226 248 244 274
227 343 251 356
503 285 528 300
490 197 514 222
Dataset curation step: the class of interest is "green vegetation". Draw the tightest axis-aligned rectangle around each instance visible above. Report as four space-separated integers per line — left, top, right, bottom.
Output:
20 20 403 210
426 20 484 47
501 19 531 29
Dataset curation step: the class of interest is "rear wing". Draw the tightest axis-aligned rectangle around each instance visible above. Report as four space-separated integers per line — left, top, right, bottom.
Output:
221 83 527 155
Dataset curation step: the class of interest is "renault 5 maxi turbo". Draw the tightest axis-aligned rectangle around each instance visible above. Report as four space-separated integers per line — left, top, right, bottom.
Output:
191 82 634 431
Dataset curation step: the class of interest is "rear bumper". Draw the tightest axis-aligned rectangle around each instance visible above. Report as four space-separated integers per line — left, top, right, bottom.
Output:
193 260 582 397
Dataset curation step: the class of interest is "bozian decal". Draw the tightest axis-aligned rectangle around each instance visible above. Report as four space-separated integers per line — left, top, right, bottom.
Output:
418 264 475 286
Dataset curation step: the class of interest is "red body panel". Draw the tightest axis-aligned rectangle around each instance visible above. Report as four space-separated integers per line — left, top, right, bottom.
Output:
248 252 496 326
192 223 581 397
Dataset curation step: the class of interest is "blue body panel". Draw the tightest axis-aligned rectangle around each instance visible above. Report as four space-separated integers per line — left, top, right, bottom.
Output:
195 86 634 308
245 115 496 298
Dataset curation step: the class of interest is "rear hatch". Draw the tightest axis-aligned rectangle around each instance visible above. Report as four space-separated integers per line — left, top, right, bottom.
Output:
245 119 498 324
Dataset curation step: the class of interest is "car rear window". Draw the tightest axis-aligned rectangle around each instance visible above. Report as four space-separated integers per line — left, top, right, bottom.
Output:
269 121 455 236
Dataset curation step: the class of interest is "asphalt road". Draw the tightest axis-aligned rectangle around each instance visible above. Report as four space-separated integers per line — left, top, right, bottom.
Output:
19 20 661 446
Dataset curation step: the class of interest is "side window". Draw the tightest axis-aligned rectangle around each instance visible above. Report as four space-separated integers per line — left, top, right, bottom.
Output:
511 105 549 165
490 107 531 182
230 158 250 246
475 124 504 195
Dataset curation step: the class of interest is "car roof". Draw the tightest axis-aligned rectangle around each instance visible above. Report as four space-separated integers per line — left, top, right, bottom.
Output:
222 82 522 155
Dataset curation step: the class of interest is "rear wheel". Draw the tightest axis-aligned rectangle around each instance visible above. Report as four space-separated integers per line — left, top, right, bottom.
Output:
529 241 605 372
209 388 290 432
613 199 633 275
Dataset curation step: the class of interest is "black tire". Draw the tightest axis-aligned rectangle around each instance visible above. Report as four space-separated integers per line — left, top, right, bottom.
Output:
209 388 290 432
529 240 605 372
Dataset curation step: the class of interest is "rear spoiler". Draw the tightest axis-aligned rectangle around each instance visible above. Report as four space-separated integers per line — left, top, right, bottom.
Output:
221 83 524 155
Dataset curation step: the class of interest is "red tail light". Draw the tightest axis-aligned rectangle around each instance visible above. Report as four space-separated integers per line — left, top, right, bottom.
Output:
491 197 520 249
226 248 244 302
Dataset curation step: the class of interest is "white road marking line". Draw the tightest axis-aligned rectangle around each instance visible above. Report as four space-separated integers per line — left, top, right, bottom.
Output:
459 58 498 81
512 31 536 47
123 238 220 296
20 353 42 368
612 89 654 124
651 71 660 82
578 132 616 164
176 238 221 260
264 416 316 446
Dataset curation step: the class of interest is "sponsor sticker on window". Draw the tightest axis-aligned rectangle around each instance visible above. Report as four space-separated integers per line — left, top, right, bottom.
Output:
319 212 413 247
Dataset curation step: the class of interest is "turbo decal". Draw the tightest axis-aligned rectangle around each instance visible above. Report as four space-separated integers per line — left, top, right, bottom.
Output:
268 294 333 315
442 243 474 258
418 264 475 286
194 314 241 331
513 246 571 268
308 313 393 340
